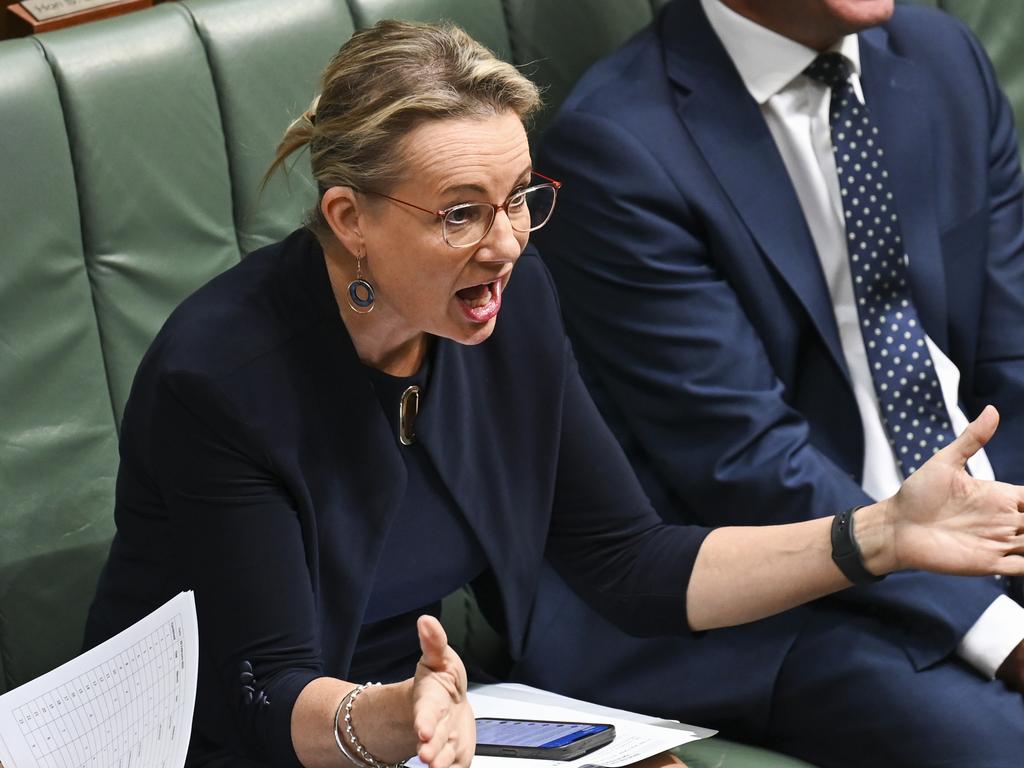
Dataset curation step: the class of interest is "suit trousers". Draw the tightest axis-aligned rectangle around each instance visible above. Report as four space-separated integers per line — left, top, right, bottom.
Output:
767 603 1024 768
514 566 1024 768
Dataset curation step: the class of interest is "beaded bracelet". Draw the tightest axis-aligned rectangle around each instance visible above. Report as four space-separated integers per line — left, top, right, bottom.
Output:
333 683 407 768
333 688 366 768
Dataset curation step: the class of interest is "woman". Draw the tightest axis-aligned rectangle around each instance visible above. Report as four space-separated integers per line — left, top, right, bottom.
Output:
83 19 1024 768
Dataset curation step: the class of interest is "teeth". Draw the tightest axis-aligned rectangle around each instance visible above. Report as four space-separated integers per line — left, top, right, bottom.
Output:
463 284 492 308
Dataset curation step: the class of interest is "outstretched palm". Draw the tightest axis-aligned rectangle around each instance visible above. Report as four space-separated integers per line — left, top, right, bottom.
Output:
411 616 476 768
888 406 1024 576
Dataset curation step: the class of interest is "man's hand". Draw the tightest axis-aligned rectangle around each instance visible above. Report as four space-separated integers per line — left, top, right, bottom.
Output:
996 639 1024 693
412 615 475 768
879 406 1024 577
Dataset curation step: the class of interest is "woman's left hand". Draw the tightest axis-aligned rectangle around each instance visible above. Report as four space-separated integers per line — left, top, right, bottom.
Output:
412 615 475 768
870 405 1024 576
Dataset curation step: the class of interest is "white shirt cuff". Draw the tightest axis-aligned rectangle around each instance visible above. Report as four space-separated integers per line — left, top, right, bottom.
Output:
956 593 1024 678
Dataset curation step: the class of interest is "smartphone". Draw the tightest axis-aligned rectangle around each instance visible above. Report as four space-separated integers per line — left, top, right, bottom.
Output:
474 717 616 760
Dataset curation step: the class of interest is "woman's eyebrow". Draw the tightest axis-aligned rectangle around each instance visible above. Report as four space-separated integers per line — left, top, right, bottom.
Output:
440 182 489 197
440 167 534 197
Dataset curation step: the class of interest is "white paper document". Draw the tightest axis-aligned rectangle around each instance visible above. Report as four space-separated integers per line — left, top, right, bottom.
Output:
412 683 715 768
0 592 199 768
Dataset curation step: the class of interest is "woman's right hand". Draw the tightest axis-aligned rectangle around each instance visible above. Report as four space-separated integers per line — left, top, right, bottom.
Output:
412 615 475 768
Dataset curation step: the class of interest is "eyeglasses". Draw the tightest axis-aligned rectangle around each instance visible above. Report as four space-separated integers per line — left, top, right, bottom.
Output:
363 171 562 248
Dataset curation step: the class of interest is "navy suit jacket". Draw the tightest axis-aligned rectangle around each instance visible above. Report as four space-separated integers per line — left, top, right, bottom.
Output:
84 228 707 767
533 0 1024 679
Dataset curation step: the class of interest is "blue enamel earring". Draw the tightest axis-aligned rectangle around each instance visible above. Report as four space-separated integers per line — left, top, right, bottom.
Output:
347 252 375 314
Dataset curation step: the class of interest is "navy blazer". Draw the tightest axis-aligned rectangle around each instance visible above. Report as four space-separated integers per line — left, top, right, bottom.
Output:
84 228 708 767
532 0 1024 681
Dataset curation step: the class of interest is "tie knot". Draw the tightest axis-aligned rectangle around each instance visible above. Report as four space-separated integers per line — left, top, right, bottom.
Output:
804 53 852 90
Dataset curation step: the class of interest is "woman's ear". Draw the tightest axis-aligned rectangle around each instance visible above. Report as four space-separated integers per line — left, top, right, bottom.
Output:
321 186 365 256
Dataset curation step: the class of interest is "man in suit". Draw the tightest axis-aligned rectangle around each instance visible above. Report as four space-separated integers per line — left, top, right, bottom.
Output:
519 0 1024 765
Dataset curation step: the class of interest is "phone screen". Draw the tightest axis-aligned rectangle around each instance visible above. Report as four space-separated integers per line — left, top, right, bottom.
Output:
476 719 612 749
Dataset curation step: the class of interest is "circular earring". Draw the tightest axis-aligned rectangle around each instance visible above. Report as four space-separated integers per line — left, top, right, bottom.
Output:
347 251 375 314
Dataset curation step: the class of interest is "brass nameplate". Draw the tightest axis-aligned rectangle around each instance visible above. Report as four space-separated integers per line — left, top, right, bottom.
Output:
21 0 122 22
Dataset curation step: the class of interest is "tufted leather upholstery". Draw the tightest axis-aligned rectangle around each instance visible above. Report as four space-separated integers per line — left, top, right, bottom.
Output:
0 0 688 697
26 1 1023 765
0 35 120 699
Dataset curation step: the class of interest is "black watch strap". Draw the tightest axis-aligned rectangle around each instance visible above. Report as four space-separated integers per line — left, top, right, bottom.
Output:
831 506 886 585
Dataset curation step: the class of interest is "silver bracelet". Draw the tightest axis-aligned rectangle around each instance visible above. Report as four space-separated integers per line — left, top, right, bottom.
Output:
334 687 367 768
333 683 407 768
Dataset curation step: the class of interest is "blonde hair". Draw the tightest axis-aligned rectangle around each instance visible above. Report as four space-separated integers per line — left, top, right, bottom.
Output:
266 19 542 239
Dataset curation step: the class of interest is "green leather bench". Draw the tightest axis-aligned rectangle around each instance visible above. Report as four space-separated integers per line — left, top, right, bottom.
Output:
0 0 672 689
11 1 1019 766
0 4 814 765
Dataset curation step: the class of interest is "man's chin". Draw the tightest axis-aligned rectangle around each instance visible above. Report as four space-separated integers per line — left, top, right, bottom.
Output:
828 0 895 32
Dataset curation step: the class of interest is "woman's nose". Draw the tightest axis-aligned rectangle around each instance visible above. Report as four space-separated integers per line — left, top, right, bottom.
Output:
478 208 523 262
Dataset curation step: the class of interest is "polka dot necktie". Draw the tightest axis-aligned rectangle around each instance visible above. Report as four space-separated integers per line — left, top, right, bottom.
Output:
804 53 953 477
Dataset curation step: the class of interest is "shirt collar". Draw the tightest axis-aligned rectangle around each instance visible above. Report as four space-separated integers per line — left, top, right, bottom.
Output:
700 0 862 104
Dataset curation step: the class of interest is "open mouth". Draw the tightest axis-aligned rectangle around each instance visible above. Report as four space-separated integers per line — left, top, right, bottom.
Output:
455 279 503 323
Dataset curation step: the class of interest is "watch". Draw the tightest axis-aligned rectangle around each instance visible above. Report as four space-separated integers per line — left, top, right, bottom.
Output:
831 506 886 584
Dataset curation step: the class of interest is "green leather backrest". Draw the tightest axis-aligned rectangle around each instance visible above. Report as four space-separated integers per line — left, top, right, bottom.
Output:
36 5 241 426
347 0 665 134
2 0 1022 705
0 0 662 695
1 5 1012 766
349 0 512 60
503 0 657 134
181 0 356 254
0 39 119 691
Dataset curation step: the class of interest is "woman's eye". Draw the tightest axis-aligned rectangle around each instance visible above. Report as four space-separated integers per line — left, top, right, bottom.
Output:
507 189 528 208
447 206 483 227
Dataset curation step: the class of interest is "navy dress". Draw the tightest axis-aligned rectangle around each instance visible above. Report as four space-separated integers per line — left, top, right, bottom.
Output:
83 228 709 767
350 359 488 684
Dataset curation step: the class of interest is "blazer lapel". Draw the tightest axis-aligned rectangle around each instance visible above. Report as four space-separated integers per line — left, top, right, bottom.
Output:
415 333 556 660
290 234 409 668
661 0 848 379
859 27 949 350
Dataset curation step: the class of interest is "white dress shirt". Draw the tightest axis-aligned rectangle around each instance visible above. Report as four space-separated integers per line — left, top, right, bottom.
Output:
701 0 1024 677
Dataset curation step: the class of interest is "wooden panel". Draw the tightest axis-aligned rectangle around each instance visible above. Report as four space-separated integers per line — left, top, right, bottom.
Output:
6 0 151 36
1 1 21 39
